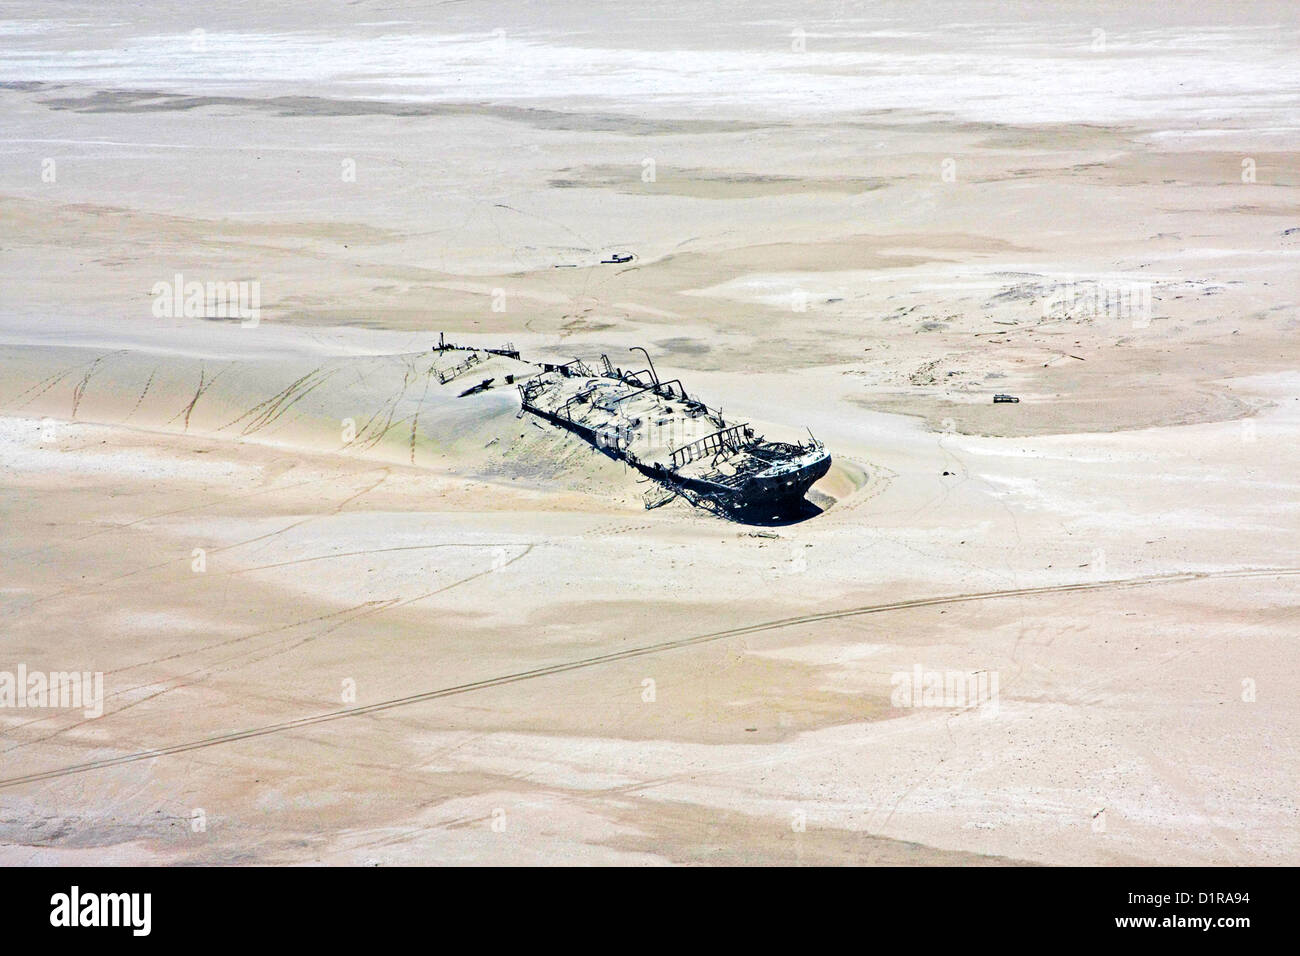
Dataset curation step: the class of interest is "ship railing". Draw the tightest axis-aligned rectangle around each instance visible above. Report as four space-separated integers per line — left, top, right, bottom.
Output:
669 423 751 469
556 382 607 420
605 379 688 410
537 359 594 378
436 351 482 384
558 359 594 378
518 378 548 408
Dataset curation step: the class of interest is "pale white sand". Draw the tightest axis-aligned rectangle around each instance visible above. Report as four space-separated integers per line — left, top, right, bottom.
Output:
1 0 1297 866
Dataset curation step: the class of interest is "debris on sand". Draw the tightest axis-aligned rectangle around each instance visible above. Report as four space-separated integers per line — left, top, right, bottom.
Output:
993 393 1020 404
643 485 678 509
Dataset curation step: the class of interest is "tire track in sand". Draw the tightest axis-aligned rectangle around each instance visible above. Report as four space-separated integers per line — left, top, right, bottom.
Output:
0 565 1295 790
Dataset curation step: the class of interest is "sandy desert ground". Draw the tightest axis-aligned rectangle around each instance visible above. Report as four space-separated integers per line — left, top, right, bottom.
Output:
0 0 1297 865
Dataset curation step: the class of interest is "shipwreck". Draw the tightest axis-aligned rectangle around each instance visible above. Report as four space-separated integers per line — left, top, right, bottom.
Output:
516 348 830 516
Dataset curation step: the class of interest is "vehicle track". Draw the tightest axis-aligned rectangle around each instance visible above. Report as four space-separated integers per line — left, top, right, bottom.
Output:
1 565 1295 791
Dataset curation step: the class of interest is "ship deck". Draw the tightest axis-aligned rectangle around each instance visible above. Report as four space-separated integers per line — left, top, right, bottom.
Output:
522 374 733 470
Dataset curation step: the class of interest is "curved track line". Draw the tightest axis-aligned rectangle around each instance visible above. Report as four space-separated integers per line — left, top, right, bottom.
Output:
1 566 1295 791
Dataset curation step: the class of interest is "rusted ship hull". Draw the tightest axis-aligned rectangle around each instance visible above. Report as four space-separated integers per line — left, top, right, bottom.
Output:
642 454 831 509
